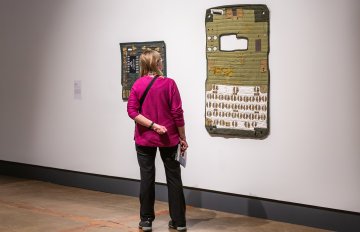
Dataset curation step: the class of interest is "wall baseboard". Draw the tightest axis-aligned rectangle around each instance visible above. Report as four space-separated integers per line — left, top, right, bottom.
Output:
1 160 359 231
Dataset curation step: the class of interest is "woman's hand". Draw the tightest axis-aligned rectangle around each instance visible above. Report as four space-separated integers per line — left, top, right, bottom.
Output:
179 137 188 154
152 123 167 135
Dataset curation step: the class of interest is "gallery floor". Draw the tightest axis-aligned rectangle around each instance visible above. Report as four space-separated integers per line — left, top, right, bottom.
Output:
0 175 329 232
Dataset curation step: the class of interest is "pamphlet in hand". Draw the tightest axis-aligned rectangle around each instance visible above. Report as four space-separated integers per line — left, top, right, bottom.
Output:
175 146 187 168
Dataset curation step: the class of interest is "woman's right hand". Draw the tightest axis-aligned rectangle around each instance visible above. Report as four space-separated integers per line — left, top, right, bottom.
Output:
152 123 167 135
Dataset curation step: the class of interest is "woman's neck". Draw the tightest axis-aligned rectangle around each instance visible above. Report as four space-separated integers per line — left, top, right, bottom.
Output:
147 72 158 77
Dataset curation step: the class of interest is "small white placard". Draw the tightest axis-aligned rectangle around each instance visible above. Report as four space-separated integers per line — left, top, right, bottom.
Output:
74 80 81 99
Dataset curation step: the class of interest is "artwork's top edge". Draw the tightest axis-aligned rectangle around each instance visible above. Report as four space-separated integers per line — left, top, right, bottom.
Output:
119 41 166 46
206 4 269 11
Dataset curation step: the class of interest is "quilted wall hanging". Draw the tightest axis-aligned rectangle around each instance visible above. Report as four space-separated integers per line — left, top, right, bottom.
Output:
120 41 167 100
205 5 270 138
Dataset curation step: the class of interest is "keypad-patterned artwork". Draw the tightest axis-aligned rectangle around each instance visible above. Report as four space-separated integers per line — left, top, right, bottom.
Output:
205 5 270 138
120 41 166 100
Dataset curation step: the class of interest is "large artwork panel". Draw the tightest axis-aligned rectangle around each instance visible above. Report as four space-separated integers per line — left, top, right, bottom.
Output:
205 5 270 138
120 41 167 100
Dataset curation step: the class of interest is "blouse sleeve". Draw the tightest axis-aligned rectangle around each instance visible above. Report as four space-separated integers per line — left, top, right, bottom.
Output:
169 80 185 127
127 85 140 120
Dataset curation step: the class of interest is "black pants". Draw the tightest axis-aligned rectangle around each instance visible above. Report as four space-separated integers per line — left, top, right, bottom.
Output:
136 144 186 225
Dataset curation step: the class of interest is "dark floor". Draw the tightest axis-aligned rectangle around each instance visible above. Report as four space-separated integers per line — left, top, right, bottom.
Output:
0 175 330 232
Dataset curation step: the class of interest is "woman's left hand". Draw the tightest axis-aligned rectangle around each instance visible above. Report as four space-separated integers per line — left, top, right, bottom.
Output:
179 138 188 154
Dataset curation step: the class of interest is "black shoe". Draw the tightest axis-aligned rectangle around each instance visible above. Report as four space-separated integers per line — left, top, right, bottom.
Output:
139 220 152 231
169 220 187 231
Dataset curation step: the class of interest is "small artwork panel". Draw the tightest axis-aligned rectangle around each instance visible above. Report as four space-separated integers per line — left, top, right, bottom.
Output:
120 41 167 100
205 5 270 138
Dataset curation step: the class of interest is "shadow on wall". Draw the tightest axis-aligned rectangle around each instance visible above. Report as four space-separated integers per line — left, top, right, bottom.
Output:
247 198 267 219
184 188 269 228
184 188 203 208
183 187 269 224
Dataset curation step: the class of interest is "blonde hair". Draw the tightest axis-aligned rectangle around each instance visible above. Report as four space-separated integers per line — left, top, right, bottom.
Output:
139 50 163 77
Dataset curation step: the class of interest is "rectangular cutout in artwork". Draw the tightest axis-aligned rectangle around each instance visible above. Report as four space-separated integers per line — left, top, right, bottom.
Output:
205 5 270 138
220 35 248 51
120 41 167 100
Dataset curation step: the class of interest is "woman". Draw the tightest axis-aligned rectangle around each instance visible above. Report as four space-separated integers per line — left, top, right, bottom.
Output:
127 50 188 231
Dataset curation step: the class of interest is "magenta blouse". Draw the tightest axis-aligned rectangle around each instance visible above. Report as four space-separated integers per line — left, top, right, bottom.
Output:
127 75 185 147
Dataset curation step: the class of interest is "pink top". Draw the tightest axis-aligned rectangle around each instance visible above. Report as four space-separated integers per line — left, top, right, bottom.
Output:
127 75 185 147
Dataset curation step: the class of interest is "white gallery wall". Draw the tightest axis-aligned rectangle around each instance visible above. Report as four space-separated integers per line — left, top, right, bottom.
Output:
0 0 359 213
